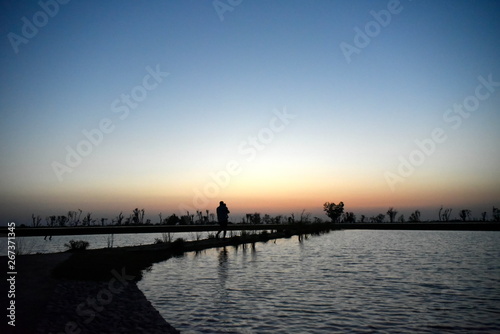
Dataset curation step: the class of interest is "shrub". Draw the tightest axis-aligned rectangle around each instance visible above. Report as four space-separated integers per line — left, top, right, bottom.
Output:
64 240 89 251
170 238 185 251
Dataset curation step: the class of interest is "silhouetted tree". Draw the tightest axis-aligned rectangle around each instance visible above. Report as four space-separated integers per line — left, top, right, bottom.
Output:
140 209 145 224
47 216 56 227
360 215 366 223
300 210 311 223
67 209 82 226
273 215 283 224
370 214 385 223
113 212 124 225
387 208 398 223
82 212 93 226
250 213 261 224
492 207 500 222
323 201 344 223
132 208 140 224
439 207 452 221
343 212 356 223
398 214 405 223
180 214 192 225
313 217 324 223
166 214 180 225
100 218 107 226
196 210 204 224
31 214 42 227
481 212 487 221
57 215 69 227
444 209 452 221
459 209 471 222
409 210 421 222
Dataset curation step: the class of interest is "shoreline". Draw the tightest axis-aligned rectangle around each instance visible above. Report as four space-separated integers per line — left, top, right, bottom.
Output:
1 221 499 237
1 228 313 332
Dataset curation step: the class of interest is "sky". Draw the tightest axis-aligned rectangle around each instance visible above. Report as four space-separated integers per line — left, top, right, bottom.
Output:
1 0 499 225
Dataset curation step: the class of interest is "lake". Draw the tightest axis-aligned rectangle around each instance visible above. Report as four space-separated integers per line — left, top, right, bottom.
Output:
138 230 500 333
0 231 216 255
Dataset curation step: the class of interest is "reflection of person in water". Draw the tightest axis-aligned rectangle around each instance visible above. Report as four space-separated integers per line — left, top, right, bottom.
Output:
216 201 230 239
217 247 229 298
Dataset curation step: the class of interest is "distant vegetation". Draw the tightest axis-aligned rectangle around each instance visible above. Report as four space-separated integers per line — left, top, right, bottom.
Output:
22 204 500 229
64 239 90 251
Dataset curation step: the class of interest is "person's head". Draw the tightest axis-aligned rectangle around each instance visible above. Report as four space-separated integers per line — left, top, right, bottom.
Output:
220 201 225 206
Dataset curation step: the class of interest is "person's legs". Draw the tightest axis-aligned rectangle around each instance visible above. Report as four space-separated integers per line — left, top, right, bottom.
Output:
221 221 227 239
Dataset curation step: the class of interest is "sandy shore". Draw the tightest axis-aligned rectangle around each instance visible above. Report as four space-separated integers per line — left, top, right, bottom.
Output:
0 253 179 334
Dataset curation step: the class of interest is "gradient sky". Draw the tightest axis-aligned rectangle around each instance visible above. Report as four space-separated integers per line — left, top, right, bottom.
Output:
1 0 499 224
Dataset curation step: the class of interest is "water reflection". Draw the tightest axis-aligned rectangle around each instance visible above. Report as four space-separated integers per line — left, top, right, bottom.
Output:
140 232 500 333
218 248 228 281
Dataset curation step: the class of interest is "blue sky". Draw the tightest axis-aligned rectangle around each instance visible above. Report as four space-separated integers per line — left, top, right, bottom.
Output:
1 0 499 224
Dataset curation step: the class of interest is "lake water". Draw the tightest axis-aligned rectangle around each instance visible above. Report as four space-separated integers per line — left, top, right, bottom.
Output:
0 231 216 255
138 230 500 333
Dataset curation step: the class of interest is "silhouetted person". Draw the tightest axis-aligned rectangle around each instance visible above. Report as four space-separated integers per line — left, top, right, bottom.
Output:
216 201 230 239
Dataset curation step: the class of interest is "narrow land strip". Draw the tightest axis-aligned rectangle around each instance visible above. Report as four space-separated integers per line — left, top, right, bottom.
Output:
1 222 499 237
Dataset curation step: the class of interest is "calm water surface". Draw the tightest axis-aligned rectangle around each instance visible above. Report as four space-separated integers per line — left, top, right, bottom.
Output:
138 230 500 333
0 231 214 255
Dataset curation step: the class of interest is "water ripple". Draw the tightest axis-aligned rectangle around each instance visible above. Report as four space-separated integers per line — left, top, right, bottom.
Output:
138 231 500 333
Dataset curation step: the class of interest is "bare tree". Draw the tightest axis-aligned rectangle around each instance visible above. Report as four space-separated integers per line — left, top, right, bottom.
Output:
140 209 145 224
82 212 93 226
300 209 311 223
370 214 385 223
444 208 452 221
481 212 487 221
409 210 421 222
387 208 398 223
31 214 42 227
196 210 203 224
47 216 56 227
113 212 124 225
132 208 140 224
57 215 68 227
492 206 500 222
343 212 356 223
459 209 471 222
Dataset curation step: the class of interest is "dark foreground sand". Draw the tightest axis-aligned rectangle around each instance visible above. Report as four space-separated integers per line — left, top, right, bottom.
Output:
0 253 179 334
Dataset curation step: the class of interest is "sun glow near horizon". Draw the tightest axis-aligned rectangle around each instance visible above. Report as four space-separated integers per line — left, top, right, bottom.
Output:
1 1 499 225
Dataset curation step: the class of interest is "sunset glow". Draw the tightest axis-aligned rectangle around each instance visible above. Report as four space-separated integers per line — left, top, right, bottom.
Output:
1 1 499 225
